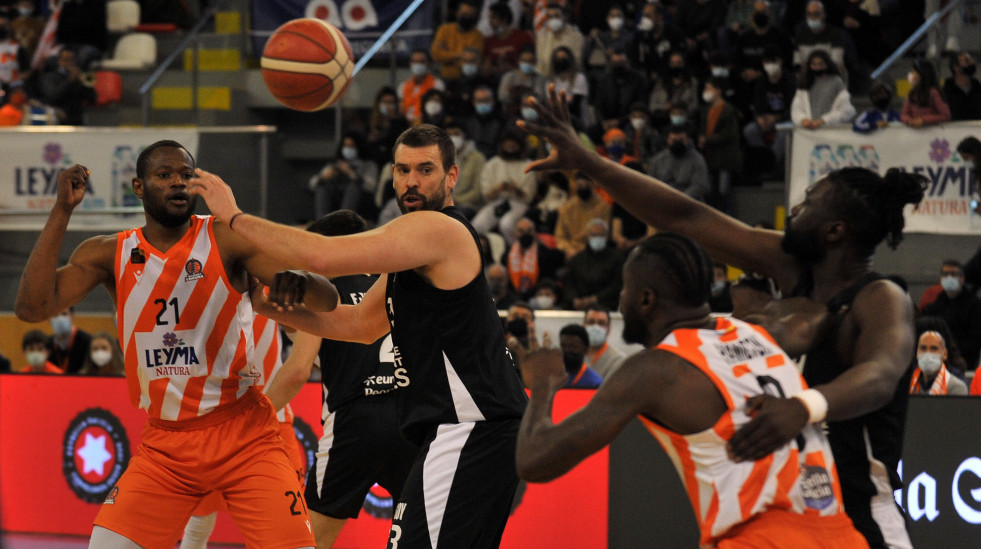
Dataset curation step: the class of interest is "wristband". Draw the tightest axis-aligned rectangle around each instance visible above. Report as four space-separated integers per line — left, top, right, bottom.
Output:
793 388 828 424
228 212 243 230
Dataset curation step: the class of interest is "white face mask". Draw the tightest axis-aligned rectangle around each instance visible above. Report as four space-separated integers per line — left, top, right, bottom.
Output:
941 275 961 293
702 90 716 103
585 324 607 346
461 63 479 77
520 106 538 121
917 352 943 376
807 19 823 32
711 67 729 78
410 62 428 77
711 280 727 297
763 62 781 77
630 117 646 130
341 146 358 160
26 351 47 367
424 100 443 116
450 135 465 151
637 17 654 32
907 72 918 86
607 17 624 31
90 349 113 367
588 236 607 252
547 17 564 32
530 295 555 310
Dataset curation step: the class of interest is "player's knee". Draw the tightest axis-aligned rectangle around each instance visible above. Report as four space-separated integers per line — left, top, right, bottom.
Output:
88 526 143 549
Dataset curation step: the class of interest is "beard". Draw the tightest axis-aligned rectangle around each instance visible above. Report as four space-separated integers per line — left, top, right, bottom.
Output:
144 194 198 228
397 176 448 213
780 219 825 265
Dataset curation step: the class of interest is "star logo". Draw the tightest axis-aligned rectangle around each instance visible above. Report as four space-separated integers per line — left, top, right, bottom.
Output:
77 433 113 476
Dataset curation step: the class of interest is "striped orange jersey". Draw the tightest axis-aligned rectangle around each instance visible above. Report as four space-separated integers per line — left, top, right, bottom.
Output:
253 313 294 423
641 317 846 546
115 215 260 421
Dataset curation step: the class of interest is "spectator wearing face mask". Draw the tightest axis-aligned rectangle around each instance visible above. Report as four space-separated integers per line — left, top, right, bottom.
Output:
445 119 486 214
0 16 29 88
545 46 588 123
791 50 855 130
486 263 519 311
79 332 124 376
582 307 625 379
793 1 860 89
621 103 661 169
47 307 91 374
445 47 493 116
529 278 561 311
901 57 950 128
20 329 63 374
308 131 379 222
464 85 506 158
535 3 583 76
471 129 539 244
708 262 733 313
649 52 698 126
366 86 409 166
419 88 450 127
554 172 612 258
497 46 547 109
742 48 796 176
483 2 534 81
732 1 794 80
583 6 635 77
592 47 649 133
502 217 565 300
944 52 981 121
852 79 900 133
398 49 445 123
561 218 624 311
910 329 967 395
558 324 603 389
600 128 638 166
431 0 484 83
921 260 981 370
629 2 686 84
648 124 710 202
697 77 742 213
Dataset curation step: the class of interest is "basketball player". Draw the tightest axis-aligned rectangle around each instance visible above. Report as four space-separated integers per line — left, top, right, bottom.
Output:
180 314 307 549
14 141 331 549
189 125 528 548
519 86 924 548
257 210 419 548
517 233 869 548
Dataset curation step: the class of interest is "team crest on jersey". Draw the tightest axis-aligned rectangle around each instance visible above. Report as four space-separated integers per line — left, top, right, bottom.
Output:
184 258 204 282
129 247 146 264
61 408 130 503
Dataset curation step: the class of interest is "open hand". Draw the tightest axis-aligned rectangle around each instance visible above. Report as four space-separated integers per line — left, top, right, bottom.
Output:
518 84 593 174
727 394 809 462
188 168 241 224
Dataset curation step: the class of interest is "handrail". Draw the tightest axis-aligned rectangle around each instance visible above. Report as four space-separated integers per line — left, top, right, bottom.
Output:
137 2 226 126
871 0 964 81
352 0 429 75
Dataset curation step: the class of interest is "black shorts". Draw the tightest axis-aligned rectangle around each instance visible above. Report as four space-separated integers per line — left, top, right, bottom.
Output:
305 394 418 519
387 418 520 549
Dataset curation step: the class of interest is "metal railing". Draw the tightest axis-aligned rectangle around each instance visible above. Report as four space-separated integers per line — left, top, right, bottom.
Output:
871 0 965 81
137 2 226 126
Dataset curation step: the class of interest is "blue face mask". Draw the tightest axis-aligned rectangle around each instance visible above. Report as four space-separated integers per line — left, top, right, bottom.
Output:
670 114 687 126
607 143 625 159
941 275 961 293
461 63 479 77
410 63 428 77
51 315 72 337
588 236 607 252
585 324 607 346
519 62 535 75
474 102 493 116
520 106 538 121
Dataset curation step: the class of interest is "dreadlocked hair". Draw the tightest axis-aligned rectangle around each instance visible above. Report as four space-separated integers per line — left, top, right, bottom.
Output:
634 233 713 307
825 167 926 256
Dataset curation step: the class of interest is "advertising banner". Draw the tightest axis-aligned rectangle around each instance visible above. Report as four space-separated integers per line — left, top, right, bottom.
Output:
0 376 606 547
250 0 435 59
789 124 981 235
0 129 199 231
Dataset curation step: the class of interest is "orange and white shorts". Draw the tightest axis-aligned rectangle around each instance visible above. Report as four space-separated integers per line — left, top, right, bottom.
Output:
93 388 314 549
714 509 869 549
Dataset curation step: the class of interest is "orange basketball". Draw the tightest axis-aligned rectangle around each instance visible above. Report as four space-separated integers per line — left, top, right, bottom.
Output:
260 18 355 111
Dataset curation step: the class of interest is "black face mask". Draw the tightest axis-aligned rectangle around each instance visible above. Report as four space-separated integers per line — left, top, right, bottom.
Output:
553 57 571 73
500 149 522 160
457 16 476 31
669 141 687 156
518 233 535 248
810 68 826 77
669 67 686 80
613 64 630 77
562 352 584 374
577 187 592 201
752 12 769 28
872 96 891 110
964 64 977 76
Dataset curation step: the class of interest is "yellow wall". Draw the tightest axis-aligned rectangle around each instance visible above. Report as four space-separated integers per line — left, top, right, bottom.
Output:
1 313 117 371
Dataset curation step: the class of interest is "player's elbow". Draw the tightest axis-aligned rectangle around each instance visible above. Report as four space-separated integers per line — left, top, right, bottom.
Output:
515 449 560 483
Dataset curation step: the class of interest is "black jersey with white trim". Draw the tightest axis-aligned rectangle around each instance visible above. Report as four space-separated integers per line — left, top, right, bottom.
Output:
385 206 527 445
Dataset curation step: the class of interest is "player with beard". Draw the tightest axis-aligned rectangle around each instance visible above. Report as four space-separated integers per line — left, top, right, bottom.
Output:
519 86 925 549
188 124 528 549
14 140 333 549
516 233 867 548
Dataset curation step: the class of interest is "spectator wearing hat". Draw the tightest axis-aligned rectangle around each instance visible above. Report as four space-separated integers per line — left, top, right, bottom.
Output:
600 127 639 166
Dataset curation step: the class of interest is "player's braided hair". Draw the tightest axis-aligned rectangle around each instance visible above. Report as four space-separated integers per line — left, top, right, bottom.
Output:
825 167 927 256
633 233 713 308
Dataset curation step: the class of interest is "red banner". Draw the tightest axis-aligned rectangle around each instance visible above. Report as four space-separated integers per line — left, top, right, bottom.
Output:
0 375 606 547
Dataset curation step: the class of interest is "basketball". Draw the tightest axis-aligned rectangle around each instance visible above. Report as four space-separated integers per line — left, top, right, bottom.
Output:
260 18 355 111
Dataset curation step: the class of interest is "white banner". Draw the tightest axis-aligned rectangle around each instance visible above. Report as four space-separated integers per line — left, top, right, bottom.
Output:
0 128 199 231
789 124 981 234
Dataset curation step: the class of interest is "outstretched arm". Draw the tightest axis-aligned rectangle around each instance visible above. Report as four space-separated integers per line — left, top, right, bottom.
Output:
15 165 115 322
518 86 794 283
265 330 321 411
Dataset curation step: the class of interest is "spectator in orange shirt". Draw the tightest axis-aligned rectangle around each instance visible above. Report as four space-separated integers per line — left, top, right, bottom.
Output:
20 329 64 374
431 0 484 83
0 82 28 125
399 49 445 123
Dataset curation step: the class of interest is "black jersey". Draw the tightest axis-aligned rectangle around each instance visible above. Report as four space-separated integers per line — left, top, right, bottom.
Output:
319 274 404 414
385 206 528 444
793 271 912 546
